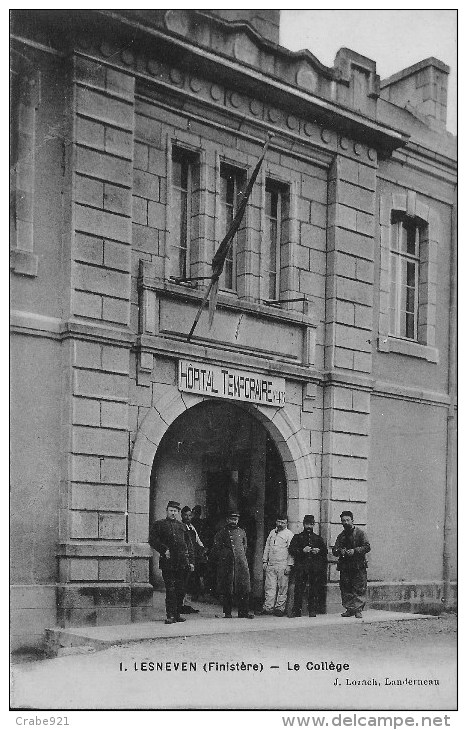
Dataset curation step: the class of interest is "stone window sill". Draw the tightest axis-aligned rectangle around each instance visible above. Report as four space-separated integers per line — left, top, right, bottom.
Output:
10 249 38 277
378 336 438 363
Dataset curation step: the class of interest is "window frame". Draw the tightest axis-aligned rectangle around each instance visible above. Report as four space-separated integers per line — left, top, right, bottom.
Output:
378 190 439 363
261 172 297 308
265 179 284 301
168 143 200 282
389 216 422 342
218 162 246 293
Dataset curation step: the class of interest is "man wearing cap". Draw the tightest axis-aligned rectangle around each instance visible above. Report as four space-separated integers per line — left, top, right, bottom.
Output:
149 501 195 625
289 515 327 617
332 510 371 619
261 515 294 616
210 511 254 619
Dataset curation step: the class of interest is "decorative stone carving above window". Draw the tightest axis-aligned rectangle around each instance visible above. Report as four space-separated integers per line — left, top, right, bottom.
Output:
378 190 439 363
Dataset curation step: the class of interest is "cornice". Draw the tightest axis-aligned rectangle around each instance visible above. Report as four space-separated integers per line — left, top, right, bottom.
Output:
11 9 408 155
100 10 407 155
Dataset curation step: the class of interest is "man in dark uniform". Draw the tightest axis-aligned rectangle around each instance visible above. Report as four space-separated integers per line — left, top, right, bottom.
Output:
210 510 254 619
181 506 206 609
289 515 327 617
332 510 371 619
149 500 195 625
191 505 206 543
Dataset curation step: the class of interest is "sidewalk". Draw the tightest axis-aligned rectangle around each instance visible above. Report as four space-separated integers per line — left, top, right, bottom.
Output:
45 592 436 656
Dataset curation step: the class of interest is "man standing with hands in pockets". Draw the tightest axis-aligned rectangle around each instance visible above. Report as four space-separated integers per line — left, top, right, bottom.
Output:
261 515 294 616
332 510 371 618
289 515 327 617
149 500 195 625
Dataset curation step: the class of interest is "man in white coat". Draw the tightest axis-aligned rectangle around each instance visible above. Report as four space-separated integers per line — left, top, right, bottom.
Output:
262 515 294 616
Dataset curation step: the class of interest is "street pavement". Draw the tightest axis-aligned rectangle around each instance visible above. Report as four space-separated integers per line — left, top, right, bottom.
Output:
10 613 456 711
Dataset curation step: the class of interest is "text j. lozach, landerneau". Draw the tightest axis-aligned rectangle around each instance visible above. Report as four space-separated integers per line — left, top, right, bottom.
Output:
332 677 440 686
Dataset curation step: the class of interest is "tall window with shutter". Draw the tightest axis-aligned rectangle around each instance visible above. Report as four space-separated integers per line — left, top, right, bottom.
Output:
171 147 199 280
219 163 246 291
265 180 286 301
389 215 423 341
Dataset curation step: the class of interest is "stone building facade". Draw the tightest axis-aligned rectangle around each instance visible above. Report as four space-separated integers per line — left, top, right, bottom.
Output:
10 9 456 650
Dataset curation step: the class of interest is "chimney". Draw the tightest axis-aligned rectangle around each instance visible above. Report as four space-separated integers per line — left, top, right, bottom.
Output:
380 57 450 131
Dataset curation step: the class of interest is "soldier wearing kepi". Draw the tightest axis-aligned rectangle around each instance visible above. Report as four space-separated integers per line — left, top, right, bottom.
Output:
261 515 294 616
210 510 254 619
149 500 195 625
289 515 327 617
332 510 371 619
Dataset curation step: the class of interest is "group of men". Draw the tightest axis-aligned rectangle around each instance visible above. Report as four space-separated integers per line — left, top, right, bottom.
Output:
149 501 370 624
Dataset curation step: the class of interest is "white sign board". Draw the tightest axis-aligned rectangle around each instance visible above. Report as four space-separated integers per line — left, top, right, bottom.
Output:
178 360 286 407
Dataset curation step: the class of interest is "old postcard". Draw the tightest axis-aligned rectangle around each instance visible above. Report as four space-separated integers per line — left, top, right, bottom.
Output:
10 7 457 720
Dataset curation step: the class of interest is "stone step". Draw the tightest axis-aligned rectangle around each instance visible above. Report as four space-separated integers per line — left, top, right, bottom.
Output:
44 609 437 658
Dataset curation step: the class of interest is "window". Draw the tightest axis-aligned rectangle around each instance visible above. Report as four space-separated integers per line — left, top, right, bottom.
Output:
171 147 198 279
265 181 286 300
389 215 422 340
219 164 245 291
378 190 439 363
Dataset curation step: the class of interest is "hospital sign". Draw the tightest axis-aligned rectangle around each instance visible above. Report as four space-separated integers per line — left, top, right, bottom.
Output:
178 360 286 407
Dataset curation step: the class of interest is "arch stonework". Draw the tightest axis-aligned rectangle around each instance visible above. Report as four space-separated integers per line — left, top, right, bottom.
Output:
128 383 320 534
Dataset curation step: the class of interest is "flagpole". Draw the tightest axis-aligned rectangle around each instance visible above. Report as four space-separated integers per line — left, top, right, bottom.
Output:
186 132 274 343
186 278 216 342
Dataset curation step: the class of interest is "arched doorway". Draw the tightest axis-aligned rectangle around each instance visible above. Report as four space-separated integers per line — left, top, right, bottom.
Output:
149 400 287 598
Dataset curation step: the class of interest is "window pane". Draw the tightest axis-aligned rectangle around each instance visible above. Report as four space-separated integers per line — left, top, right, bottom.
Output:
224 174 235 206
399 307 406 338
225 201 234 228
220 165 242 290
224 258 233 290
172 149 197 279
220 175 228 204
269 273 276 300
406 260 416 288
389 254 397 335
269 219 278 269
402 220 416 255
406 286 415 313
173 189 188 245
266 188 278 218
178 246 187 279
390 216 420 341
399 222 407 253
265 181 284 300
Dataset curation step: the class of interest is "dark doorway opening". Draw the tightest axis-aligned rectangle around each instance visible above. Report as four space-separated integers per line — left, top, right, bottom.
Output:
150 400 287 598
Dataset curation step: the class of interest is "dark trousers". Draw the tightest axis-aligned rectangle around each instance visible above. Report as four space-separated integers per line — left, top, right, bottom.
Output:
339 567 367 612
162 568 187 619
293 569 323 615
222 591 250 617
186 565 203 600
